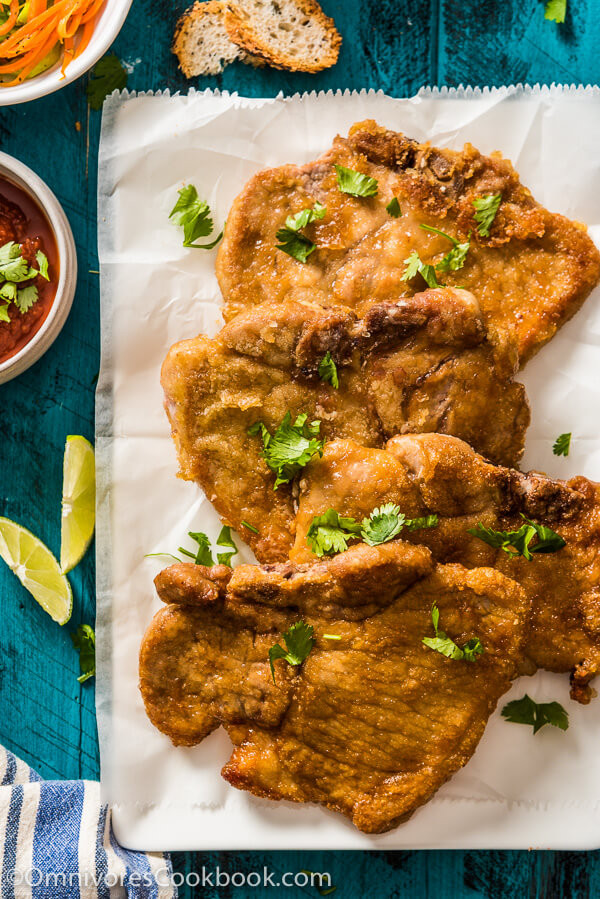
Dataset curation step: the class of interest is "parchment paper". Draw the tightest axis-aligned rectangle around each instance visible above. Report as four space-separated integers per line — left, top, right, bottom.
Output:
96 85 600 851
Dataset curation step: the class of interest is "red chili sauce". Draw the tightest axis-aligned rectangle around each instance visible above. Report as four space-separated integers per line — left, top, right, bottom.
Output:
0 177 59 364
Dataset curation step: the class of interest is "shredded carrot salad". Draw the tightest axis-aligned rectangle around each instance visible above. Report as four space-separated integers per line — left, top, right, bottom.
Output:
0 0 103 86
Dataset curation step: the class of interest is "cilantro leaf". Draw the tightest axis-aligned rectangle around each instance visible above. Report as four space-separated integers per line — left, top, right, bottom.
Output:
419 224 472 273
544 0 566 23
216 525 238 567
269 621 315 683
422 603 484 663
179 531 215 566
15 285 38 313
317 351 339 388
404 514 439 531
70 624 96 684
0 241 29 282
401 250 442 289
86 53 128 110
501 694 569 734
473 194 502 237
306 509 362 558
0 282 16 302
468 515 565 561
0 303 10 322
275 202 326 263
361 503 406 546
334 165 378 198
35 250 50 280
386 197 402 217
169 184 223 249
553 432 571 457
306 505 438 556
249 412 325 489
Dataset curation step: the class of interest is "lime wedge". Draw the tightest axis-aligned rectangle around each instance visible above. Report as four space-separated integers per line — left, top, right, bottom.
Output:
60 435 96 574
0 518 72 624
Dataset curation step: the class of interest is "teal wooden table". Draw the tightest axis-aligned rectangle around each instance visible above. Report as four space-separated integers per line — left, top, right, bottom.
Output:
0 1 599 895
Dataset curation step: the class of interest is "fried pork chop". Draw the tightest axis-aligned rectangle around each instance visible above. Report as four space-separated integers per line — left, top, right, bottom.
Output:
292 435 600 702
162 287 529 560
216 120 600 363
140 542 528 833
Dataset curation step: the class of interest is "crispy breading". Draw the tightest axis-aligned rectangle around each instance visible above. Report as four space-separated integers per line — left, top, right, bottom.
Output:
161 289 529 561
216 121 600 362
292 434 600 701
140 542 528 833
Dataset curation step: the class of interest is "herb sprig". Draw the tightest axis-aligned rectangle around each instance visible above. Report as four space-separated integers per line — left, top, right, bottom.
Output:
70 624 96 684
249 412 325 489
334 165 378 198
553 432 571 457
275 202 326 263
401 250 442 289
0 241 49 321
473 193 502 237
169 184 223 249
307 503 438 557
501 694 568 733
422 603 484 662
317 351 339 388
420 224 471 272
269 621 315 684
468 514 565 561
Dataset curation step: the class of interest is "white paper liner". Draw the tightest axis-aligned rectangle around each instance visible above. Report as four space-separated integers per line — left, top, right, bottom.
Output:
96 85 600 850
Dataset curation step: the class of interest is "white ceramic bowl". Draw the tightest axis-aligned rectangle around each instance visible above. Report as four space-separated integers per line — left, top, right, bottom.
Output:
0 0 133 106
0 153 77 384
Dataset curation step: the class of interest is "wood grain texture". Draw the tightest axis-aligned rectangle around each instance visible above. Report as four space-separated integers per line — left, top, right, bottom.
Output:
0 0 598 894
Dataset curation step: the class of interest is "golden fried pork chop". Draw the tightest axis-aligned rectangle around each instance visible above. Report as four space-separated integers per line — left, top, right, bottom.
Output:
140 542 528 833
162 288 529 560
292 435 600 702
216 120 600 362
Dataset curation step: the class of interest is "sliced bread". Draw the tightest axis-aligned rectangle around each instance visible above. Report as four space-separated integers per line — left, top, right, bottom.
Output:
224 0 341 73
173 0 243 77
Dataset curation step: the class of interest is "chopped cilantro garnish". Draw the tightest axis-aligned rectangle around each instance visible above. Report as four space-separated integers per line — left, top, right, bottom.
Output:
14 285 38 313
386 197 402 217
502 694 568 733
35 251 49 280
241 520 259 534
306 504 438 557
307 509 363 558
553 432 571 457
317 351 339 388
269 621 315 684
0 303 10 322
422 603 484 663
179 531 215 566
334 165 378 198
401 250 442 288
544 0 566 23
468 514 565 561
275 201 326 263
70 624 96 684
216 525 238 567
249 412 325 489
420 223 471 272
473 193 502 237
86 53 128 110
0 242 30 282
169 184 223 249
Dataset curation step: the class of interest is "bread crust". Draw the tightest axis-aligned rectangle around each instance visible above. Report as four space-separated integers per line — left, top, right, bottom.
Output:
224 0 341 73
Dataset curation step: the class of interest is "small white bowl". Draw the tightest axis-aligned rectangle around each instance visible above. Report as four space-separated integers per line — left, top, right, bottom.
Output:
0 0 133 106
0 153 77 385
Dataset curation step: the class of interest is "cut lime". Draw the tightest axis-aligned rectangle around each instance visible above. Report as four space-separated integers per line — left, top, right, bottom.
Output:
60 435 96 574
0 518 72 624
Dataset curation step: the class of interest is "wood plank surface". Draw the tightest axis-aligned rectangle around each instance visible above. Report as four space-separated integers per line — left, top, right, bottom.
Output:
0 0 598 895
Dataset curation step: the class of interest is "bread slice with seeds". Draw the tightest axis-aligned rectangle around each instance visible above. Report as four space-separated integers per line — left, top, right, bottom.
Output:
224 0 341 73
173 0 244 77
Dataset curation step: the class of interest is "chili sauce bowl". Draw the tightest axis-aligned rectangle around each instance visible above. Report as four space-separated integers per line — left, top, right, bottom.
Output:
0 153 77 385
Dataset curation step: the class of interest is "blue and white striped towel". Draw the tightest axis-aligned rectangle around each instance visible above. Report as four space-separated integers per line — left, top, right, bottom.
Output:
0 747 176 899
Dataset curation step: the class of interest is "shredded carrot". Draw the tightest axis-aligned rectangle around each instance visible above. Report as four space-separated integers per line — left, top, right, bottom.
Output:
0 0 18 38
0 0 103 82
